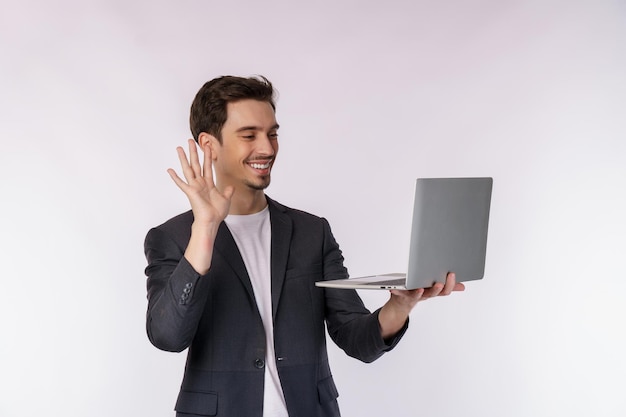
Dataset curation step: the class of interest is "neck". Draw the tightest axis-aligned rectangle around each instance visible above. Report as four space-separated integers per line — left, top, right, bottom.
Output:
227 187 268 215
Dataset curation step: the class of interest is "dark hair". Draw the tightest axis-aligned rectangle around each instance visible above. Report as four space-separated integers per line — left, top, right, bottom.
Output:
189 75 276 143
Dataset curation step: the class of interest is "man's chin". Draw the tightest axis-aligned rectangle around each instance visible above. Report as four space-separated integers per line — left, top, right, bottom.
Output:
244 177 271 191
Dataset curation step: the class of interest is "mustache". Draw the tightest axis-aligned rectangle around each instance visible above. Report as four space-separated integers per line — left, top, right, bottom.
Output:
245 155 275 163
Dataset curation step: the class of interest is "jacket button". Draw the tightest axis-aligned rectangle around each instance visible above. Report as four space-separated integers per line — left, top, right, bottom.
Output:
254 359 265 369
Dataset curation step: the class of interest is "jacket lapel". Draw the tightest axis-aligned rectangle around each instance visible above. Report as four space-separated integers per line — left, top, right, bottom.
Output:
212 221 256 303
212 199 293 320
268 198 293 320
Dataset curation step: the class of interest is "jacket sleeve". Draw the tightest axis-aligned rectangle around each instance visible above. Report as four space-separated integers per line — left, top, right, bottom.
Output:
144 227 212 352
319 218 408 363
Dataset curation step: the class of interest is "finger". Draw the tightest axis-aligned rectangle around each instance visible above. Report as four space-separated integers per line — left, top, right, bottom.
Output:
424 282 444 298
201 142 216 188
188 139 202 178
176 146 195 182
222 185 235 201
167 168 189 191
441 272 456 296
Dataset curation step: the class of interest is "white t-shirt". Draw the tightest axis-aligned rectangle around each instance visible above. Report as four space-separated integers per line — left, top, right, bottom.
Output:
224 207 288 417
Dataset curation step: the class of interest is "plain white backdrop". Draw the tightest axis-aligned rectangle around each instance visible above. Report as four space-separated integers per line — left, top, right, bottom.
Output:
1 0 625 416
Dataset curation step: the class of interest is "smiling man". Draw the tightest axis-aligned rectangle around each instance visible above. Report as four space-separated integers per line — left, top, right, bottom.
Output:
143 75 463 417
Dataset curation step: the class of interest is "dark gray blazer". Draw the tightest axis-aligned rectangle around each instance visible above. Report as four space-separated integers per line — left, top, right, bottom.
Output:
144 197 407 417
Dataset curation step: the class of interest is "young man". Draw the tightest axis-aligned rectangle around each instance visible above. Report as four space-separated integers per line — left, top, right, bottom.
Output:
144 76 463 417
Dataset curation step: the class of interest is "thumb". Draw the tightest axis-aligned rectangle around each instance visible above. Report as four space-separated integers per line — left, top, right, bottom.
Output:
223 186 235 200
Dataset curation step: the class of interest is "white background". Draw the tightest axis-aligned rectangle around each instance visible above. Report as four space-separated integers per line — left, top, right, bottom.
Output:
1 1 625 416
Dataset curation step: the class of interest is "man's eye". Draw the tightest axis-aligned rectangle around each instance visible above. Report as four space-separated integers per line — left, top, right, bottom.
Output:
269 133 279 139
242 135 255 139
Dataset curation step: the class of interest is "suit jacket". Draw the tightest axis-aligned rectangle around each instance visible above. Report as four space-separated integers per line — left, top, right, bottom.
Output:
144 197 407 417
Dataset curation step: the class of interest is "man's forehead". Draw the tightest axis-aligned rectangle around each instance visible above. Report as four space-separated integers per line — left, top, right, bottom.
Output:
225 99 276 126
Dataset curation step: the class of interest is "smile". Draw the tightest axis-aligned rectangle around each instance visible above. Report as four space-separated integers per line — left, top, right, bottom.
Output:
249 161 271 169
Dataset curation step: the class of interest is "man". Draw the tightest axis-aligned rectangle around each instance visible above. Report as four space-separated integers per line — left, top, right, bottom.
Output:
144 75 463 417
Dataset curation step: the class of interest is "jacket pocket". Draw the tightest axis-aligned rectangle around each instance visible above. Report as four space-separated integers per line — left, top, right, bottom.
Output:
317 375 339 403
175 390 218 416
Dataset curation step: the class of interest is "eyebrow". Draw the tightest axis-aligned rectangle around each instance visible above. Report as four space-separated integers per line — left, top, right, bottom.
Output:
235 124 280 133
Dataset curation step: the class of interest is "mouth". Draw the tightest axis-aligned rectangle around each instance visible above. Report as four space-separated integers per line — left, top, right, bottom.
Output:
248 161 272 170
246 159 274 175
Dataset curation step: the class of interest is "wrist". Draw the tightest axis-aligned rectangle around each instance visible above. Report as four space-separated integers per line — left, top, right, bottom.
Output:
184 221 220 275
190 220 221 238
378 301 410 340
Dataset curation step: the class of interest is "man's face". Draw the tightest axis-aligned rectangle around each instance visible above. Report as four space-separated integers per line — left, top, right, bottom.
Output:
211 99 279 191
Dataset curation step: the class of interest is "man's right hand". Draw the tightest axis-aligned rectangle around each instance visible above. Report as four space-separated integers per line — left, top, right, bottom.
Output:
167 139 234 274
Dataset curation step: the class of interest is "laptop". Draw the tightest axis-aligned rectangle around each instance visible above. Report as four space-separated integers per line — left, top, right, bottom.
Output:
315 177 493 290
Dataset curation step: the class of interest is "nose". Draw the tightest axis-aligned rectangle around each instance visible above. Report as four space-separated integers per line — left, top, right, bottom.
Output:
256 134 277 157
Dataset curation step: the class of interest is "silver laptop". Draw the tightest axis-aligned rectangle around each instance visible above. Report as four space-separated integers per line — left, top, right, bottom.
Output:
315 177 493 290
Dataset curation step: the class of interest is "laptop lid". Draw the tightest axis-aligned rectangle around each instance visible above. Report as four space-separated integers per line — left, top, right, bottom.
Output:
315 177 493 290
405 177 492 289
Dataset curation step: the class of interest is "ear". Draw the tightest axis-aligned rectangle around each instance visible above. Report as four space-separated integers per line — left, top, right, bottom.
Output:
198 132 220 160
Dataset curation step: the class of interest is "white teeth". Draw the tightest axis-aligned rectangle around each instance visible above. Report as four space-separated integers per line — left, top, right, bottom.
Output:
250 162 270 169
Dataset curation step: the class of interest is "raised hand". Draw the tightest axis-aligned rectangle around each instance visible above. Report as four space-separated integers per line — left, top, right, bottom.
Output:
167 139 234 274
168 139 234 226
